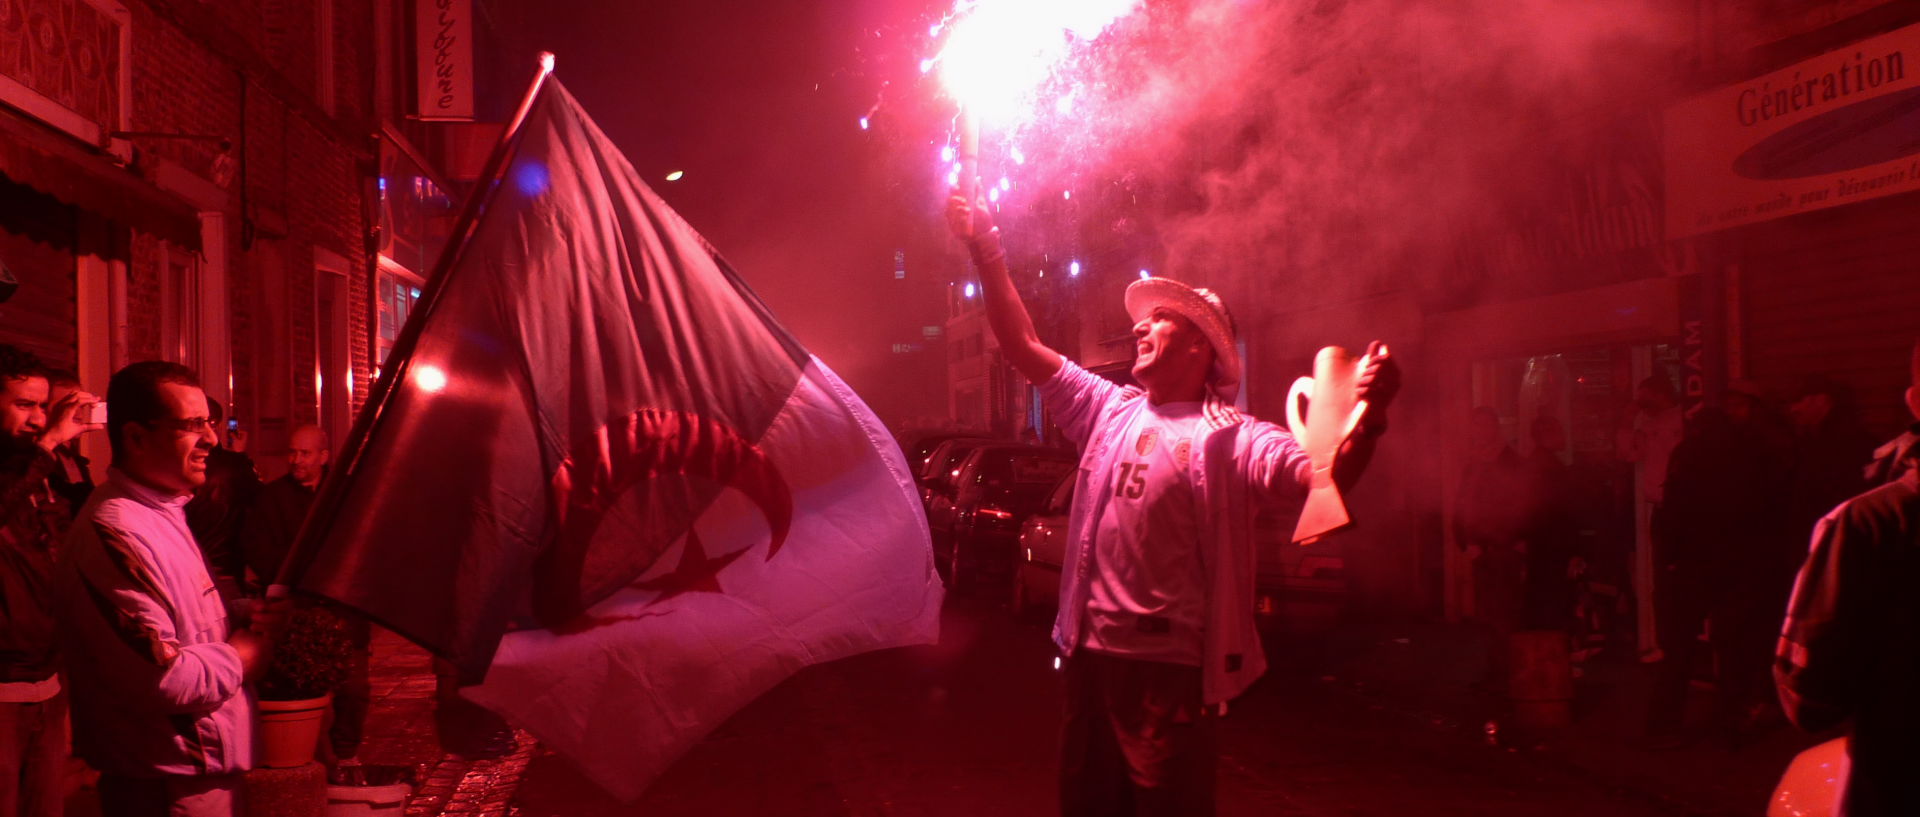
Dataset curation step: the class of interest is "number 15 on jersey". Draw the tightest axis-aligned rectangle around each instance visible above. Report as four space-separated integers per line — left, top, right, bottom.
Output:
1114 462 1147 500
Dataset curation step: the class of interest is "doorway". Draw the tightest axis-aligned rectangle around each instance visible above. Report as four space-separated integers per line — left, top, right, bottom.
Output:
315 251 352 450
1470 342 1681 656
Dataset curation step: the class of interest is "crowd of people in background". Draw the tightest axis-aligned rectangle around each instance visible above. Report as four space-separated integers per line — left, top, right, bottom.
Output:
9 327 1915 817
2 346 305 815
1 343 525 816
1456 343 1918 813
0 345 373 815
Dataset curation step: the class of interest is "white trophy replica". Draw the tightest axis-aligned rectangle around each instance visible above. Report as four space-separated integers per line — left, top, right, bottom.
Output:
1285 344 1385 544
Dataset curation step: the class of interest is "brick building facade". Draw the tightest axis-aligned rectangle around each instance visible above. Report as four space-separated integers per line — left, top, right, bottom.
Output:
1 0 474 479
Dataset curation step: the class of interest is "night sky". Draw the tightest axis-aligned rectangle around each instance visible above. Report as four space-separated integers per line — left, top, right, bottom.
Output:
480 0 955 426
473 0 1709 428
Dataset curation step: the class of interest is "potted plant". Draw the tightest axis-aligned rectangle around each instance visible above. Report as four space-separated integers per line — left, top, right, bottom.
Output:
257 604 355 769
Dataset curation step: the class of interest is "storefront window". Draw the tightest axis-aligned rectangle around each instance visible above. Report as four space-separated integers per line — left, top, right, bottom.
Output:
1468 343 1682 653
376 271 422 367
377 140 456 278
374 128 455 368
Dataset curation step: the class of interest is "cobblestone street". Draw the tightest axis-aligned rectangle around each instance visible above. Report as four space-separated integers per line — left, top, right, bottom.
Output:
331 596 1815 817
353 634 535 817
49 593 1817 816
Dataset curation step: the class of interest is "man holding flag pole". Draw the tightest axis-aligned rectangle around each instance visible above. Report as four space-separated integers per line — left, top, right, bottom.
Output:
273 54 942 802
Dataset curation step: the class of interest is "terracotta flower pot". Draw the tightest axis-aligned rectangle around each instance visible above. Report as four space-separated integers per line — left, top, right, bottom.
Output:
258 693 333 769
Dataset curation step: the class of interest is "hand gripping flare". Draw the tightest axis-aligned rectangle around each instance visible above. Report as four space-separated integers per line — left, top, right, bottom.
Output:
1285 344 1384 544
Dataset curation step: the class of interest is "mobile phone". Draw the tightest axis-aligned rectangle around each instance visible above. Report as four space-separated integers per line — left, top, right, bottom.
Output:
227 417 240 432
80 401 107 424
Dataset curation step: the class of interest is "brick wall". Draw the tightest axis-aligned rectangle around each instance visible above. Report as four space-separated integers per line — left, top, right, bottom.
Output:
121 0 376 441
128 6 239 183
333 0 374 123
263 1 320 102
125 232 163 362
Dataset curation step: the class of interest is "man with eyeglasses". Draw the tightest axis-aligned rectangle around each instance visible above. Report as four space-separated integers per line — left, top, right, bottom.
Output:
54 362 284 817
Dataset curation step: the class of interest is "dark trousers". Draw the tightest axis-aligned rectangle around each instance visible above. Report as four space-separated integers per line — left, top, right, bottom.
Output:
1472 545 1526 683
1644 566 1784 737
433 659 513 757
1522 546 1576 632
1644 571 1706 736
0 692 67 817
1060 652 1216 817
329 618 373 759
97 772 243 817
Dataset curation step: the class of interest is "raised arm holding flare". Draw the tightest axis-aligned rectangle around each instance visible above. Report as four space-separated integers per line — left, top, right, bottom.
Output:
946 194 1064 384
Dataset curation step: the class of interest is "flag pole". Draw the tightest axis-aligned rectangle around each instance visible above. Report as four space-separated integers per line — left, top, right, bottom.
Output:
272 52 558 595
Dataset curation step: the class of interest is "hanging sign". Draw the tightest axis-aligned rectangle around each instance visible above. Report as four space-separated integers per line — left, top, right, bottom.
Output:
1665 21 1920 238
414 0 475 121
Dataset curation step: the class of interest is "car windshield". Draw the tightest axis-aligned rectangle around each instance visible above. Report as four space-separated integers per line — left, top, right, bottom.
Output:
978 452 1076 486
917 443 955 480
926 442 982 483
907 436 959 473
912 448 940 478
1044 474 1075 513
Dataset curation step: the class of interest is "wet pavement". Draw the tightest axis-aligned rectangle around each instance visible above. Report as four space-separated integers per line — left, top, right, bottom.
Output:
1318 617 1823 817
342 595 1823 816
57 592 1822 816
351 636 538 817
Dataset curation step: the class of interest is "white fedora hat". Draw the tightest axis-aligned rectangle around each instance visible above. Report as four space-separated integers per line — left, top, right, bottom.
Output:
1124 277 1241 402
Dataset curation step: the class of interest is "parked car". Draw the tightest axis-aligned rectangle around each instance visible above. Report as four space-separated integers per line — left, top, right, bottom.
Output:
1251 509 1349 636
1011 476 1349 633
916 437 997 512
900 431 989 480
1012 473 1075 619
928 444 1077 593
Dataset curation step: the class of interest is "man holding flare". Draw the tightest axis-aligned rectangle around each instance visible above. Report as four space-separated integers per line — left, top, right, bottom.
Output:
945 192 1399 816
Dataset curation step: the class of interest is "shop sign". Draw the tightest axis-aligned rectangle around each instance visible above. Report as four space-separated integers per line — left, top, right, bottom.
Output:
1444 114 1681 300
414 0 475 120
1666 21 1920 237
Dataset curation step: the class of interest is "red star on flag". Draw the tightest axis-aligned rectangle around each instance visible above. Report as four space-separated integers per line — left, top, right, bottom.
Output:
632 530 747 601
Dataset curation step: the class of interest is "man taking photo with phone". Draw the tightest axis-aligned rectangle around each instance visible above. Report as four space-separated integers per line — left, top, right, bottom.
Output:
1 344 97 817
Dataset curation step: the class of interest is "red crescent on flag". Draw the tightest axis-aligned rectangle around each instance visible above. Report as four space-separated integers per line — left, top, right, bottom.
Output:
533 409 793 627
